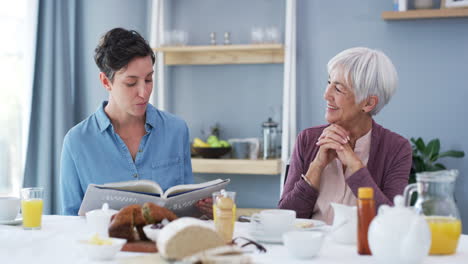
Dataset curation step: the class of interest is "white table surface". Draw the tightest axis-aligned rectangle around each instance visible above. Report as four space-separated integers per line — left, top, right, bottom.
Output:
0 215 467 264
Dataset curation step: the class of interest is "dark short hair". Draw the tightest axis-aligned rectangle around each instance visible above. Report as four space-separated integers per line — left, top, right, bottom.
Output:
94 28 155 82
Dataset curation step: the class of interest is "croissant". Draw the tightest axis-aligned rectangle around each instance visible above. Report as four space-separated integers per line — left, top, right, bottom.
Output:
142 202 178 223
108 203 178 242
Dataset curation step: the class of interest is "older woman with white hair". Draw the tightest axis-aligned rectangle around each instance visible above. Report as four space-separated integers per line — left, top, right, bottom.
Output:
278 47 412 224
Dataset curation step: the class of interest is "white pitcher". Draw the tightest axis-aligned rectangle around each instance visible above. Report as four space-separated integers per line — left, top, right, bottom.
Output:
330 203 357 244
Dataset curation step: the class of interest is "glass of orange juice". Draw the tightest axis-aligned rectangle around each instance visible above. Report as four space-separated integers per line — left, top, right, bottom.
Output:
212 190 236 243
21 187 44 230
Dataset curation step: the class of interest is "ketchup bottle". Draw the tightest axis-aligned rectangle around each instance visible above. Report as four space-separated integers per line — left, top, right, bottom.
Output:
357 187 376 255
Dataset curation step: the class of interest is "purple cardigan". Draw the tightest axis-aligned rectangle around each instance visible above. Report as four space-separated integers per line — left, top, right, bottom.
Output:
278 120 412 219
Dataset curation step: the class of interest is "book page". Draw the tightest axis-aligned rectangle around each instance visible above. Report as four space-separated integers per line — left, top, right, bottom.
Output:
162 179 226 199
100 180 163 195
164 179 230 217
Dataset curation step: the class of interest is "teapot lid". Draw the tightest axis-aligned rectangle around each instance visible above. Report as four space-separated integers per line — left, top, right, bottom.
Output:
375 195 419 226
86 203 118 217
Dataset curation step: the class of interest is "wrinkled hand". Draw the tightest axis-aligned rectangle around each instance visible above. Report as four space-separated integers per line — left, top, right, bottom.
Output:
312 124 350 168
316 124 364 173
195 197 213 219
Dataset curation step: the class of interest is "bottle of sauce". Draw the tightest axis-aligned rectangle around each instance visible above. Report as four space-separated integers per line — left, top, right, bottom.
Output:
213 190 236 244
357 187 376 255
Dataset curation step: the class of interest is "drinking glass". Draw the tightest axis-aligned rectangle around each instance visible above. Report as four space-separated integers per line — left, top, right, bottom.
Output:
172 30 188 46
212 190 236 243
265 27 280 44
251 27 264 44
21 187 44 230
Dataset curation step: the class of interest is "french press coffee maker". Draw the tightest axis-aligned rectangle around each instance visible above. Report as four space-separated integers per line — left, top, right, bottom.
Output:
261 118 279 159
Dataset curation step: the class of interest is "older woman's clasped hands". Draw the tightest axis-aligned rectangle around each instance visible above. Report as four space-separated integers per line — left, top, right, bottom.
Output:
315 124 364 174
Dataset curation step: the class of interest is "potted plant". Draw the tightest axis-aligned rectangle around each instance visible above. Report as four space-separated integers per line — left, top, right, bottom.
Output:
410 137 465 184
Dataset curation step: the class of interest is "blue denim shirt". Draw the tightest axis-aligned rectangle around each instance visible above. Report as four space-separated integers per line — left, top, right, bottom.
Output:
60 102 193 215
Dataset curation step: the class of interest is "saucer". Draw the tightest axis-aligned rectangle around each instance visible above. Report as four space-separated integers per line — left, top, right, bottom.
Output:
294 219 325 231
0 217 22 225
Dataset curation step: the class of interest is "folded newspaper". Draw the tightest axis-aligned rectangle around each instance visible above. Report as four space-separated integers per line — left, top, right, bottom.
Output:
78 178 230 217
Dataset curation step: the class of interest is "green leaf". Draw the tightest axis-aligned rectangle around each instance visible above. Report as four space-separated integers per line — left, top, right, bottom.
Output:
412 156 426 173
424 139 440 160
438 150 465 159
413 138 426 154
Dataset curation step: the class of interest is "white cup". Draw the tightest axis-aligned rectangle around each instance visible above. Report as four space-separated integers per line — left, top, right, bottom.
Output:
283 231 324 259
0 197 20 221
251 209 296 237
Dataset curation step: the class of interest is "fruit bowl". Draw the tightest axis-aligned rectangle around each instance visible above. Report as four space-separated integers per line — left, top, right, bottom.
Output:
192 146 231 159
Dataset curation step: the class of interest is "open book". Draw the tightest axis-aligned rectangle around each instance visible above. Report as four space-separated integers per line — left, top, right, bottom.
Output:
78 178 230 217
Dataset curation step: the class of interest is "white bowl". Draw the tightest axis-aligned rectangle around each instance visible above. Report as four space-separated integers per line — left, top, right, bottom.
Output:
143 224 162 242
79 237 126 261
282 231 324 259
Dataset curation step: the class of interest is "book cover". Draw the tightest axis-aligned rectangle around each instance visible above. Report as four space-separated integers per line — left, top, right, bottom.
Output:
78 178 230 217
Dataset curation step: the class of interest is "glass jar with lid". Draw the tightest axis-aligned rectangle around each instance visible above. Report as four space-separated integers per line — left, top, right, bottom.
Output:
261 117 279 159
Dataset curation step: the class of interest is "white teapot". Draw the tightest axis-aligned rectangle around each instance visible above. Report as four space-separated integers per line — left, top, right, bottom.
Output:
368 195 431 264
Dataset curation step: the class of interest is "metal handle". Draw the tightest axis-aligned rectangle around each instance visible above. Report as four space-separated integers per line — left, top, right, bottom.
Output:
403 183 417 206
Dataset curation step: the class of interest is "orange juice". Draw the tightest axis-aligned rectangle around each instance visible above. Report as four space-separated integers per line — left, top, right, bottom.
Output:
22 199 43 229
426 216 461 255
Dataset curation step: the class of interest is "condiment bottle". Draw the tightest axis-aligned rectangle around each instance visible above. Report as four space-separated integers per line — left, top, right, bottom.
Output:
212 190 236 243
357 187 376 255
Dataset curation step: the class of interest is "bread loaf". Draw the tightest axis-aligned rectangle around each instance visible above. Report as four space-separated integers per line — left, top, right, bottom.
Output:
157 217 225 260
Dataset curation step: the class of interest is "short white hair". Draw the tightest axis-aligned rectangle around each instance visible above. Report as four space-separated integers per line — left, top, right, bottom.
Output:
327 47 398 115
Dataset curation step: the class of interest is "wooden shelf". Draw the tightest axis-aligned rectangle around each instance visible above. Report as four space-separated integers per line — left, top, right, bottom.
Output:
191 158 282 175
382 8 468 20
154 44 284 65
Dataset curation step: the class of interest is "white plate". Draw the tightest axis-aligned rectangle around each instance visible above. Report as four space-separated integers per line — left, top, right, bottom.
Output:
0 217 22 225
143 224 162 242
294 219 325 231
